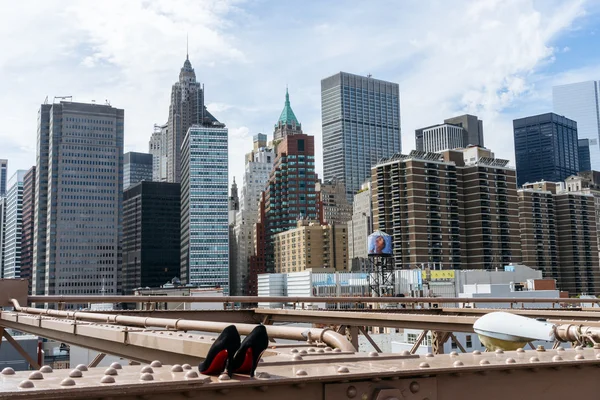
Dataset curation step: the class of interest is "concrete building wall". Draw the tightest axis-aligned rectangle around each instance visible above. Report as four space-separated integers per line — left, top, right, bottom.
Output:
348 182 372 272
34 101 124 297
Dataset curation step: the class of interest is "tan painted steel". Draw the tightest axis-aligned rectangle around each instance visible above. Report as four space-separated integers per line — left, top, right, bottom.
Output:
0 347 599 399
27 294 600 305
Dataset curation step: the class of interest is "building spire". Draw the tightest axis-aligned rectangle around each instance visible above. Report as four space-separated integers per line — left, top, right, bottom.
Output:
186 33 189 60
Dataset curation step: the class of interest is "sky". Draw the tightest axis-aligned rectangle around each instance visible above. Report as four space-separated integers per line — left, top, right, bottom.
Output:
1 0 600 186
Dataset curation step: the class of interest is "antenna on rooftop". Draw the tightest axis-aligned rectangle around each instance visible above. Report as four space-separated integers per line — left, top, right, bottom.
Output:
367 73 372 78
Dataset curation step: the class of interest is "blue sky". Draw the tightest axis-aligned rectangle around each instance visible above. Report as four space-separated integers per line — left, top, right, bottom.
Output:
1 0 599 185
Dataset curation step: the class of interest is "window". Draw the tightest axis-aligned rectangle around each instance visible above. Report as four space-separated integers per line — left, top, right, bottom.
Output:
466 335 472 348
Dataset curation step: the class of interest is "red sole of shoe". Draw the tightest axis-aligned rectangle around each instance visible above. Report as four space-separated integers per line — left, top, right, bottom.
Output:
200 349 228 375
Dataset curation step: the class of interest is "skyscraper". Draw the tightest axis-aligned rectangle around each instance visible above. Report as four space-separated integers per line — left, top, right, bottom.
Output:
122 181 181 294
166 55 219 183
348 181 372 272
3 170 26 279
231 134 274 295
180 124 229 291
316 178 352 225
260 133 320 274
553 81 600 170
124 152 153 190
416 114 484 152
579 139 592 172
321 72 401 203
513 113 579 187
21 166 36 292
0 196 5 277
33 101 124 296
273 89 302 141
0 160 7 196
149 123 168 182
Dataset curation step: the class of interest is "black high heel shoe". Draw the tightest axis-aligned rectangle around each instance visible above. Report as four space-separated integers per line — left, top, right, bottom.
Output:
198 325 241 376
230 325 269 377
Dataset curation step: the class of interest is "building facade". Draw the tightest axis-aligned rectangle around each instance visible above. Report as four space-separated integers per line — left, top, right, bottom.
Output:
317 178 352 225
273 220 348 273
553 81 600 170
554 192 600 295
261 134 320 274
180 124 229 291
372 148 520 271
232 134 274 295
348 181 372 272
122 181 181 294
0 197 5 276
33 101 123 296
3 170 26 279
321 72 401 203
578 139 592 172
149 123 168 182
273 89 302 141
0 160 7 196
517 188 559 283
124 152 153 190
416 115 484 152
565 171 600 264
20 167 35 291
513 113 579 187
417 124 464 153
166 55 219 183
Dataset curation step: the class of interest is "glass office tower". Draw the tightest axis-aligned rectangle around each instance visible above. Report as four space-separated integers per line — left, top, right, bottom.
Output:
321 72 401 203
513 113 579 187
553 81 600 170
180 124 229 292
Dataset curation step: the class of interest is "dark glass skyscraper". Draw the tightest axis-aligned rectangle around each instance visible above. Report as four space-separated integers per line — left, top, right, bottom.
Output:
579 139 592 172
122 181 181 294
124 152 153 190
513 113 579 187
321 72 401 203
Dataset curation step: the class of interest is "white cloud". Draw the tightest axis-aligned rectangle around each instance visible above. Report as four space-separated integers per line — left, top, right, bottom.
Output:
0 0 596 188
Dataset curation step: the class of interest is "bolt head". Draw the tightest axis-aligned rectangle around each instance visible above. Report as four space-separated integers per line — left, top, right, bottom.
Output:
557 347 565 352
171 365 184 372
28 371 43 380
409 381 420 393
552 355 563 362
495 349 504 354
575 354 585 360
425 353 434 358
101 376 115 384
292 355 303 361
110 362 122 370
104 367 118 376
182 364 192 370
529 357 540 362
419 362 430 368
60 378 76 387
150 360 163 367
18 380 34 389
346 385 357 398
185 371 199 379
472 350 482 355
516 348 525 353
75 364 88 372
480 360 490 365
337 366 349 373
368 351 379 357
453 361 464 367
39 365 53 373
140 373 154 381
69 369 83 378
1 368 15 375
505 358 516 364
256 372 271 379
536 345 546 352
296 369 308 376
140 366 154 374
449 351 458 356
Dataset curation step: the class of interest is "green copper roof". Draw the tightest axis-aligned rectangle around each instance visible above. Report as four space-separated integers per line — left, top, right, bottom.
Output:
276 88 301 127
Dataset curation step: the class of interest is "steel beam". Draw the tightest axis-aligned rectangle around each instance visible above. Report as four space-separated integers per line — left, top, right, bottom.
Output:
2 330 40 369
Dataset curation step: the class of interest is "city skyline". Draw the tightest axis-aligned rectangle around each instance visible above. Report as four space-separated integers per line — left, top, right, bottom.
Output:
1 1 599 190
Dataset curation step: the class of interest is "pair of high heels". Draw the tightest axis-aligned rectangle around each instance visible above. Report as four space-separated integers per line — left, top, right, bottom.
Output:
198 325 269 378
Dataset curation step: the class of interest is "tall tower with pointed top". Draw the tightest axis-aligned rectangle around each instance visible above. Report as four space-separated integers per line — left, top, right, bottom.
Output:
166 55 221 183
273 88 302 141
